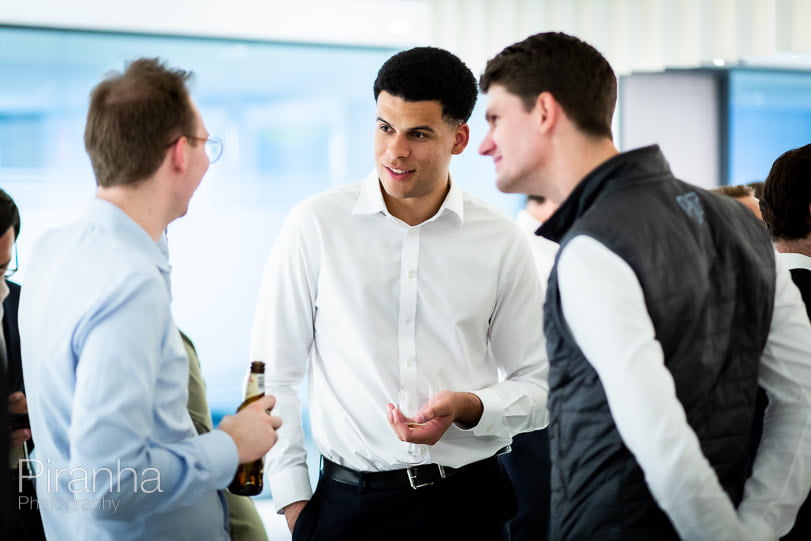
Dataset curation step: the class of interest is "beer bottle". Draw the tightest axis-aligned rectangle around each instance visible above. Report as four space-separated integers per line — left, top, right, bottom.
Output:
228 361 266 496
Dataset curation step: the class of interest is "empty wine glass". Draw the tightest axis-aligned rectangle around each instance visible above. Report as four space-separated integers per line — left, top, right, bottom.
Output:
394 385 433 465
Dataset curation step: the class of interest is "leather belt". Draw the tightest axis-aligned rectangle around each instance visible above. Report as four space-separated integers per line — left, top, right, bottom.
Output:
322 446 510 491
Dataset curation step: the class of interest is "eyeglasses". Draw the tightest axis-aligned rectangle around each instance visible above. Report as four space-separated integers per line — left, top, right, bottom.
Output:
188 135 224 164
167 135 224 164
2 244 17 279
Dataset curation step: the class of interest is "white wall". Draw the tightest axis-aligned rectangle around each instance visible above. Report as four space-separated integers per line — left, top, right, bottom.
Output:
4 0 811 76
0 0 431 48
620 71 721 189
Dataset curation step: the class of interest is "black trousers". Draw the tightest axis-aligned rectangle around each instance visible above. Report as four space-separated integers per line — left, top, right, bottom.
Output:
500 429 551 541
7 475 46 540
293 457 517 541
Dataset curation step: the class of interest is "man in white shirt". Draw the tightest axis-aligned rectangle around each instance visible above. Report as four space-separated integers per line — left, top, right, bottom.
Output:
479 32 811 540
251 47 549 540
761 143 811 540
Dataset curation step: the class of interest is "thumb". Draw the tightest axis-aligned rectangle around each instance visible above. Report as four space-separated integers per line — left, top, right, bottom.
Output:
250 394 277 413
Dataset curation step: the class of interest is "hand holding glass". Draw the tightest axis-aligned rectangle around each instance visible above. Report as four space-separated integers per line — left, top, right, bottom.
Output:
395 387 433 465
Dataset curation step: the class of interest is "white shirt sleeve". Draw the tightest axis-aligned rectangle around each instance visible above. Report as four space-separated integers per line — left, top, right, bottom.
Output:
558 235 746 540
472 230 550 438
737 255 811 537
250 205 316 512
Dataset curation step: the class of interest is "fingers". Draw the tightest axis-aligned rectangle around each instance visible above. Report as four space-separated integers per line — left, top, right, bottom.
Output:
283 501 308 533
249 394 277 413
8 392 27 414
418 390 454 422
10 428 31 447
386 403 410 441
249 396 282 430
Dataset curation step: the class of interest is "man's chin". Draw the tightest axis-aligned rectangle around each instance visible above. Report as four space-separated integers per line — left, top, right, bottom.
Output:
495 175 520 194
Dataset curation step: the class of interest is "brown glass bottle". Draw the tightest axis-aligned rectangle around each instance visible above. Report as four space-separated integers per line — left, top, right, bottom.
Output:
228 361 266 496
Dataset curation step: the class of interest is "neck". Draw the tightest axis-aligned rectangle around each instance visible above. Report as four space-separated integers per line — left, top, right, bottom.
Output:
546 131 619 205
775 236 811 256
382 179 450 227
96 182 169 241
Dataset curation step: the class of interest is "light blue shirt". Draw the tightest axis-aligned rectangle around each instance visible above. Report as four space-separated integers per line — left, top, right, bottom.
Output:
19 199 238 540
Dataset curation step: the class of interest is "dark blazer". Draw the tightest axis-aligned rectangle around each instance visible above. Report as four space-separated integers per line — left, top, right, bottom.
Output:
783 267 811 541
3 280 22 393
789 268 811 322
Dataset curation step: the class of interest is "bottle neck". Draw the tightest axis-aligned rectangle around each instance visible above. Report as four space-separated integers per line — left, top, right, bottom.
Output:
244 372 265 399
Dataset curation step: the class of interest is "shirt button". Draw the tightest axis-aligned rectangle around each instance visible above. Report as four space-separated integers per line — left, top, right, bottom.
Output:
406 360 414 368
408 229 418 237
407 270 415 279
404 316 412 324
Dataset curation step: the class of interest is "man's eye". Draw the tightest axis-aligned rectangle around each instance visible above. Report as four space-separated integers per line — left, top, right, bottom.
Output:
378 124 391 133
412 132 426 139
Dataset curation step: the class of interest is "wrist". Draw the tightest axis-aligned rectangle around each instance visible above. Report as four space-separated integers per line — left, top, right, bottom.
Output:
453 392 483 428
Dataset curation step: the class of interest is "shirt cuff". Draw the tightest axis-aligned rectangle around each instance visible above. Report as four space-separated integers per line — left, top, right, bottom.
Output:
468 387 509 438
199 429 239 490
269 465 313 513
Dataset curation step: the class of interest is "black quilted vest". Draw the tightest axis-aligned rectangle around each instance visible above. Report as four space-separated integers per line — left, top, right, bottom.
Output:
539 146 775 540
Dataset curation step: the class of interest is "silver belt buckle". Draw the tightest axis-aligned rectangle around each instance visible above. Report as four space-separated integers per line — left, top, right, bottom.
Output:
407 464 446 490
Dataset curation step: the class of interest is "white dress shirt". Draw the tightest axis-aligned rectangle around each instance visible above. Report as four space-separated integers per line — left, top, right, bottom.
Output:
778 251 811 272
515 209 559 281
251 172 549 511
558 235 811 540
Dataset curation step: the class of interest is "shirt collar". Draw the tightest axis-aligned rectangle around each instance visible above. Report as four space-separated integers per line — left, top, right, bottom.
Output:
778 251 811 272
352 170 464 225
84 198 171 273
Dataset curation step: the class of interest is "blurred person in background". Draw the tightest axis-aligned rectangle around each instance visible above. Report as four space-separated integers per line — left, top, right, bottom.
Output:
1 188 45 540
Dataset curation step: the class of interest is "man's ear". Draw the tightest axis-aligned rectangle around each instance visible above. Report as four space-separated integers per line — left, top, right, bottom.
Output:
451 123 470 155
169 136 189 173
535 92 560 134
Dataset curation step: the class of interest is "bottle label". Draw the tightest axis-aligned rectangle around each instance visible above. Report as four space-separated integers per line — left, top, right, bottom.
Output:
245 373 265 399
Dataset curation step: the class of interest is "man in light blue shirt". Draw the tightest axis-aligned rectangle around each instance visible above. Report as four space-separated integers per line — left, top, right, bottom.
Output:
18 58 281 540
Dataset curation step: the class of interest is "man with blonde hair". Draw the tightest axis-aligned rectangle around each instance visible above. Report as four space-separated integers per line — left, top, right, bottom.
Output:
20 58 281 540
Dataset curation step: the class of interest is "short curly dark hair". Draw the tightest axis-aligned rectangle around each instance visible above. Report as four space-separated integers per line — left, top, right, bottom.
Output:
0 188 20 239
761 144 811 241
373 47 477 124
480 32 616 139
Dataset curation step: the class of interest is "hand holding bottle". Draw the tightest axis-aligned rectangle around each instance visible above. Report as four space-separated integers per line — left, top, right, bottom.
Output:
218 394 281 464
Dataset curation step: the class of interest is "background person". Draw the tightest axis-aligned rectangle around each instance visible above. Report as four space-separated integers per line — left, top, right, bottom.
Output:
711 184 763 220
761 143 811 540
501 193 559 541
0 188 45 540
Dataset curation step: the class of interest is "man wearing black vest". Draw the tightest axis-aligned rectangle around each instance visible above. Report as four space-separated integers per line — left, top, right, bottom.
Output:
761 144 811 540
478 32 811 540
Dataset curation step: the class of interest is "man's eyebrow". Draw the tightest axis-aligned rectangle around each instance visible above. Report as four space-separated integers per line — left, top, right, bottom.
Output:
376 117 436 133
